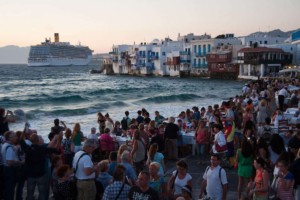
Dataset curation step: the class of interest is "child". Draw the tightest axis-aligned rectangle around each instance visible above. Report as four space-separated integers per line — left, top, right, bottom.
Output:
61 128 74 167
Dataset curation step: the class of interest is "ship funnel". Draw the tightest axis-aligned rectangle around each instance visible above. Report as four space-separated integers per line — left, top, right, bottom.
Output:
54 33 59 42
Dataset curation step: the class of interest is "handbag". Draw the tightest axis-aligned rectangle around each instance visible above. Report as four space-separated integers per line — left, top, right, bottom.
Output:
215 142 227 152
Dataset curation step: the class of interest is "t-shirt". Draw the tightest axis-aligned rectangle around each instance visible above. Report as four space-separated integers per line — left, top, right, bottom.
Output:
1 143 17 166
203 165 228 200
72 150 95 180
128 186 159 200
164 123 179 139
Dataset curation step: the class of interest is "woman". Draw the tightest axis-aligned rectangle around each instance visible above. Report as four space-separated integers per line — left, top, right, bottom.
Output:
71 123 84 153
55 165 75 200
96 160 113 190
212 123 227 154
61 128 74 167
236 139 253 199
104 113 114 132
97 112 106 134
276 159 295 200
112 121 122 136
130 130 146 175
195 120 208 164
243 107 253 129
99 128 115 152
149 162 167 200
117 144 130 163
269 134 285 166
148 120 158 137
248 157 270 200
256 138 272 173
168 160 192 199
147 143 166 176
257 99 268 126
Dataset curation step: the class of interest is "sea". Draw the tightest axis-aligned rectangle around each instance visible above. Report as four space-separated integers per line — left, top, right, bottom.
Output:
0 64 246 141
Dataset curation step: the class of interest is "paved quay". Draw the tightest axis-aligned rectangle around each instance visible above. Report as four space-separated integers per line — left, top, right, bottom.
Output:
164 155 239 200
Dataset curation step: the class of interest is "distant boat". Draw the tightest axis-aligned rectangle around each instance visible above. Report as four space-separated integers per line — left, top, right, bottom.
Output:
28 33 93 67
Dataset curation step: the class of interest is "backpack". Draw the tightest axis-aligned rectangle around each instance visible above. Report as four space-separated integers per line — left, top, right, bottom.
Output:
262 126 272 143
121 117 128 131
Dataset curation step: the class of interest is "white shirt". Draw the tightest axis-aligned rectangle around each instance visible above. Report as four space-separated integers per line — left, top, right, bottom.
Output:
1 143 18 166
87 134 98 140
212 131 227 154
278 88 288 97
172 170 192 196
203 165 228 200
72 150 95 180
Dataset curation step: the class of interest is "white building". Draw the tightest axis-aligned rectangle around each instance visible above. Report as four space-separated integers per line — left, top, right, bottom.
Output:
291 29 300 65
238 34 287 47
111 44 132 74
189 34 241 75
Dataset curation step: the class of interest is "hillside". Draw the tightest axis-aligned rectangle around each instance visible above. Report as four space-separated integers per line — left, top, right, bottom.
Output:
0 45 29 64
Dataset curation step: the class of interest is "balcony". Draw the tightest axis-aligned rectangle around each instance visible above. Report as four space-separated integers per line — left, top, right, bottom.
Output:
180 60 191 63
150 55 159 60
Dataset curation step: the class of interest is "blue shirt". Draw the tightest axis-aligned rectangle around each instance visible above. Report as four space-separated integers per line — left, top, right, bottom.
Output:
108 161 118 176
121 161 137 182
96 172 112 189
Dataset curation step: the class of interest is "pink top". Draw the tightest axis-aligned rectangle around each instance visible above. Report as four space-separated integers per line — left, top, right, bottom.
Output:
99 134 114 151
196 129 207 144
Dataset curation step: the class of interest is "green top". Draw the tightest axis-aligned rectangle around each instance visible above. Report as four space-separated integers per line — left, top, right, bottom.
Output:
73 131 83 146
237 149 253 178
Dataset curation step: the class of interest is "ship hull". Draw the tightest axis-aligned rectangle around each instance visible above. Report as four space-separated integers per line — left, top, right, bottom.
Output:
28 56 92 67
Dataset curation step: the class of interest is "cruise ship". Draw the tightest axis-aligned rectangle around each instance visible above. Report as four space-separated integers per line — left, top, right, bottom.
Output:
28 33 93 66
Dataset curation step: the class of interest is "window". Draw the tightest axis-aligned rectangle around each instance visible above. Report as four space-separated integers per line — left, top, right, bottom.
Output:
162 52 166 56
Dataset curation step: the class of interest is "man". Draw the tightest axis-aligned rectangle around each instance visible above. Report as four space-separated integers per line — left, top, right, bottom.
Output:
50 118 66 135
128 171 159 200
193 107 201 120
164 117 179 160
121 111 131 132
120 150 137 184
102 165 131 200
199 154 228 200
1 131 22 200
72 139 98 200
154 111 165 127
0 108 15 136
20 132 58 200
278 86 289 111
136 110 144 125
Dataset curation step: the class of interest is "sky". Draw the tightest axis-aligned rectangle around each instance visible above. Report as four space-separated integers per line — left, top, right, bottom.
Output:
0 0 300 53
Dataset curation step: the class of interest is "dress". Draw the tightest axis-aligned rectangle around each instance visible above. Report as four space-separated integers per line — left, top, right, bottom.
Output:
237 149 253 178
257 105 267 124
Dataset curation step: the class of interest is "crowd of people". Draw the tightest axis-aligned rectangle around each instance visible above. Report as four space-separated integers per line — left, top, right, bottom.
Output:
1 78 300 200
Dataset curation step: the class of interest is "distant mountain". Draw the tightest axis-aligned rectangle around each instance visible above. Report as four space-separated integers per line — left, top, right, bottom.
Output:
247 29 298 38
0 45 30 64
